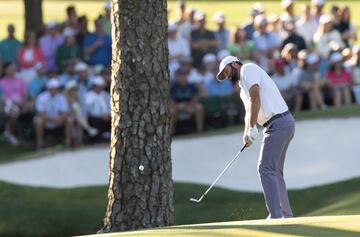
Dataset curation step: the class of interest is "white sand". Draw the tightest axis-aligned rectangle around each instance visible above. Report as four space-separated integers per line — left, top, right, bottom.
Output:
0 118 359 191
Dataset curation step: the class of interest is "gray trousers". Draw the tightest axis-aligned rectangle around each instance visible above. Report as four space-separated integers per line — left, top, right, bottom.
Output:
258 113 295 219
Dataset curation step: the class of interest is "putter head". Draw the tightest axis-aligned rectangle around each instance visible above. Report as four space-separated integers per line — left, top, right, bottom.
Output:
189 198 201 203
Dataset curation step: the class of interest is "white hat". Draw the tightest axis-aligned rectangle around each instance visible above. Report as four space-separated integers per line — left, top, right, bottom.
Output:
92 76 105 86
168 24 178 32
217 49 231 60
47 79 60 89
47 21 57 29
312 0 325 6
202 53 217 64
267 13 279 23
319 14 332 24
63 27 76 37
213 11 225 23
330 52 343 63
216 56 240 81
105 1 111 10
65 80 78 90
75 62 88 72
306 53 319 64
253 2 265 13
281 0 295 8
254 14 267 26
194 11 205 21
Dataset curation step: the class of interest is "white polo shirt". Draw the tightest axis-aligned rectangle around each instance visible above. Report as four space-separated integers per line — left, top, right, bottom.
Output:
239 63 288 126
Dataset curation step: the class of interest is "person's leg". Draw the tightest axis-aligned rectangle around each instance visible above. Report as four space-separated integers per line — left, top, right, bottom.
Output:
64 116 73 147
34 116 45 149
333 88 341 107
193 102 204 132
343 87 352 106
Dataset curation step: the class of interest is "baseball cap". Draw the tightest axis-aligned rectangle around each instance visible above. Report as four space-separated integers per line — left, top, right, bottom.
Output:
92 76 106 86
216 56 240 81
47 21 57 29
202 53 217 64
253 2 265 14
312 0 325 6
194 11 205 21
65 80 78 91
75 62 88 72
306 53 320 64
213 11 225 23
330 52 343 63
47 79 60 89
281 0 295 8
63 27 76 37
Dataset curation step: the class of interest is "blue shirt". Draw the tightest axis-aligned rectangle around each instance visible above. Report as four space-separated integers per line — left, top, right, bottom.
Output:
205 79 233 97
170 82 199 102
28 76 48 98
84 33 111 66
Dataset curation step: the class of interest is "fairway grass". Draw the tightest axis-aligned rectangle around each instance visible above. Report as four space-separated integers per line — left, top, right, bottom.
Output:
83 215 360 237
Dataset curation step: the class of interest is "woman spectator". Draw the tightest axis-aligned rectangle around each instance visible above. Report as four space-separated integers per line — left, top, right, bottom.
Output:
335 6 357 47
17 31 45 83
227 25 258 62
326 52 352 107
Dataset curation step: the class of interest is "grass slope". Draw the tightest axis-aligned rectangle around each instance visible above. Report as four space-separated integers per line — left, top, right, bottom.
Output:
0 177 359 236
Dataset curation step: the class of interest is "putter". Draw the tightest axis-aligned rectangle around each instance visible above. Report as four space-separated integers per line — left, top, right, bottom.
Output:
190 144 247 203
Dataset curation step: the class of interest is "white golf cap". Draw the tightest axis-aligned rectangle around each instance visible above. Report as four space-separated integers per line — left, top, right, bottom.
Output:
194 11 205 21
330 52 343 63
105 1 111 10
253 2 265 13
202 53 217 64
63 27 76 37
306 53 319 64
47 79 60 89
75 62 88 72
168 24 178 32
254 14 267 26
319 14 332 24
213 11 225 23
216 56 240 81
47 21 57 29
92 76 106 86
312 0 325 6
217 49 231 60
65 80 78 90
281 0 295 8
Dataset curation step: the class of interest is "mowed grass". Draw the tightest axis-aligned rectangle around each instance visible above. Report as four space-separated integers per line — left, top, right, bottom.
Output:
1 0 360 41
0 177 360 236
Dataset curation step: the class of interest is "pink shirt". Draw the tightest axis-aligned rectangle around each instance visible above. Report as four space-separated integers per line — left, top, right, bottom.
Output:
0 76 27 103
327 70 351 85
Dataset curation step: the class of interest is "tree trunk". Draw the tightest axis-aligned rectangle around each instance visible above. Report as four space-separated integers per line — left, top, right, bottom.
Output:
100 0 174 233
23 0 43 34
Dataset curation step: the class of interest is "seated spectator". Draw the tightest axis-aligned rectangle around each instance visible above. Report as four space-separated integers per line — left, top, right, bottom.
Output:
17 31 45 83
83 18 111 66
281 43 299 72
85 76 111 139
326 52 352 107
0 24 22 65
40 21 64 72
74 62 91 115
296 4 318 48
0 63 28 145
348 46 360 104
55 27 81 73
335 6 357 47
313 14 345 58
272 59 303 112
28 63 48 100
34 79 71 150
168 24 190 81
64 80 98 146
58 63 77 87
190 11 219 68
170 68 204 134
297 53 327 110
280 0 299 22
213 12 230 51
227 25 257 62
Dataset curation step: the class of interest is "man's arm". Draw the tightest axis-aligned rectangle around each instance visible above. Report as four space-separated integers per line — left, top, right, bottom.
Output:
248 84 260 127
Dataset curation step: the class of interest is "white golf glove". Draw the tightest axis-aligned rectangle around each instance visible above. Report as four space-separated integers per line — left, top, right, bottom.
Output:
247 125 259 142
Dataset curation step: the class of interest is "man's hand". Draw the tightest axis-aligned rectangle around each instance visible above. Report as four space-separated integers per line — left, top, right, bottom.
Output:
244 125 259 147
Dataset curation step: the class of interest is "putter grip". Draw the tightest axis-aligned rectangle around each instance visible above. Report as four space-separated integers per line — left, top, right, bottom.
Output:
241 144 246 152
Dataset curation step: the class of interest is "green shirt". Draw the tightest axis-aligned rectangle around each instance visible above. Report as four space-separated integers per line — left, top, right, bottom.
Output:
227 41 255 60
55 43 81 73
0 38 22 64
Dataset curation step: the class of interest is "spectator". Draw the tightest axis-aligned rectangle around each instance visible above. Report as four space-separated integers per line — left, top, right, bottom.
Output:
34 79 71 150
62 5 78 31
311 0 326 25
102 1 111 35
190 11 219 68
172 0 192 41
17 31 45 83
0 24 22 65
58 63 76 87
28 63 48 100
170 68 204 134
74 62 91 105
296 4 318 48
40 21 64 72
55 27 81 73
313 14 345 59
85 76 111 139
335 6 357 47
64 80 98 146
253 14 282 72
297 53 327 110
99 67 111 92
330 5 341 27
243 6 261 40
0 63 28 145
349 46 360 104
227 25 257 62
83 18 111 66
168 24 190 81
282 20 307 51
281 43 299 72
76 15 90 58
272 59 303 112
213 11 230 51
326 52 352 107
280 0 298 22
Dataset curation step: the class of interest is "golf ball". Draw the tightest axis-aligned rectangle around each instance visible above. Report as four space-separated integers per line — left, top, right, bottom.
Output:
139 165 144 171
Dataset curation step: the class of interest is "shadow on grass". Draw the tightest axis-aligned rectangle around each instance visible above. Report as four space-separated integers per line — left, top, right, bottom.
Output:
170 224 360 237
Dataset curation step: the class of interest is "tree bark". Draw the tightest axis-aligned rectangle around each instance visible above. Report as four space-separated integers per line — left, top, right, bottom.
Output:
23 0 43 34
100 0 174 233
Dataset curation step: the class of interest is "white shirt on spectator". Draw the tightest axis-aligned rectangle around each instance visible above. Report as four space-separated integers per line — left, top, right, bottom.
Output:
271 68 298 92
188 68 214 85
168 36 190 79
296 19 318 46
313 30 345 58
238 63 288 126
85 90 110 118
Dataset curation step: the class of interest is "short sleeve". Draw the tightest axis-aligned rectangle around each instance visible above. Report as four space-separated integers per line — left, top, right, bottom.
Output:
36 94 46 112
242 64 261 89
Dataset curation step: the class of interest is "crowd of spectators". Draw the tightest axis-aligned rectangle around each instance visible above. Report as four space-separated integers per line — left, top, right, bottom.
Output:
0 0 360 148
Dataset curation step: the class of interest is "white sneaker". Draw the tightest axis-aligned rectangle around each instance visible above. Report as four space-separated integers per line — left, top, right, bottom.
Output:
3 131 19 146
88 127 99 137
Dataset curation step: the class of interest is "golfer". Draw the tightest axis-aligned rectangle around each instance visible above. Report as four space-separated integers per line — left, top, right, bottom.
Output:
216 56 295 219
